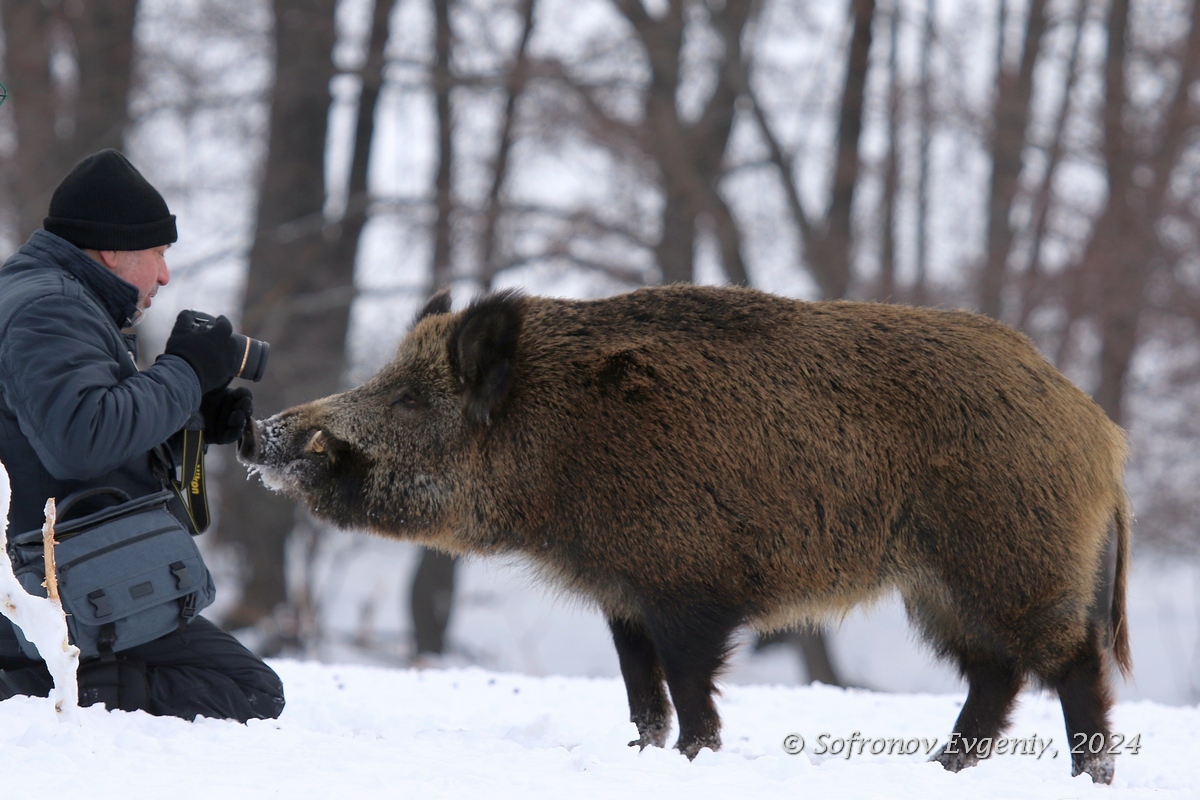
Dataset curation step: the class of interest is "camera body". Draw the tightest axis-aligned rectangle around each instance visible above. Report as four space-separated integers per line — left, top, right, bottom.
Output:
188 311 270 383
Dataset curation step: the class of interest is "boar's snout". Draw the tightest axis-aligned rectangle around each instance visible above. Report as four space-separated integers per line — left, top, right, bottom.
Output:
238 405 376 527
237 407 357 493
236 411 312 472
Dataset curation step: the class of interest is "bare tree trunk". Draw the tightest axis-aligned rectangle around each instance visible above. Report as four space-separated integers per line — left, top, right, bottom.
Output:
705 191 749 285
265 0 396 653
1 0 138 239
410 549 456 655
409 0 549 658
1086 0 1200 425
878 0 901 301
1016 0 1087 331
763 0 875 685
479 0 535 286
634 0 695 284
913 0 934 305
219 0 340 644
3 2 58 239
701 0 754 286
811 0 875 300
755 628 842 685
796 630 841 685
610 0 754 285
409 0 461 658
429 0 455 292
702 0 867 684
979 0 1046 320
304 0 398 653
1087 0 1134 421
328 0 399 273
69 1 139 160
736 0 875 300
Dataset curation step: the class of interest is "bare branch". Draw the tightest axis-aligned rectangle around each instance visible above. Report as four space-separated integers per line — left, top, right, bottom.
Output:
726 40 816 246
979 0 1048 319
529 57 642 146
492 250 649 287
1015 0 1089 330
479 0 538 289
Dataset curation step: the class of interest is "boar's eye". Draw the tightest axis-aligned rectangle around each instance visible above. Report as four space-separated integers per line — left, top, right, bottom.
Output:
392 385 423 412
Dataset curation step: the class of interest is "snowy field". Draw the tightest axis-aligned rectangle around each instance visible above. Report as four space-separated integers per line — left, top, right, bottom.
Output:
0 660 1197 799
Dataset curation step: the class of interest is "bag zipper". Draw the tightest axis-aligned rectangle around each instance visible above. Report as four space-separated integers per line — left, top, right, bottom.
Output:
56 525 184 573
53 496 172 542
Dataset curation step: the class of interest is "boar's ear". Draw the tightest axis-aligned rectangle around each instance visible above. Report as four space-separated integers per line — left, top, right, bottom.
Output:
414 288 452 325
453 291 522 425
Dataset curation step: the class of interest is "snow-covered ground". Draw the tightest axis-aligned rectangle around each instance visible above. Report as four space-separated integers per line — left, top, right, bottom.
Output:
0 660 1196 799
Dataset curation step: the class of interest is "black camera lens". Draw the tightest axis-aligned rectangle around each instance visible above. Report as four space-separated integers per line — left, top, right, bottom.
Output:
233 334 269 382
188 311 270 382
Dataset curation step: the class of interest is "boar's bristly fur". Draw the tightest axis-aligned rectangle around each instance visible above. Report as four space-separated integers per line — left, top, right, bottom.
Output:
240 284 1131 783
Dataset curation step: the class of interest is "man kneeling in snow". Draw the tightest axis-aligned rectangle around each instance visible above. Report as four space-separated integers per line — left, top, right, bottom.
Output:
0 150 284 721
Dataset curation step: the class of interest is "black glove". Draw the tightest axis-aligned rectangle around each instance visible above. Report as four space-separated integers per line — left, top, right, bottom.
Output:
164 310 239 394
201 386 254 445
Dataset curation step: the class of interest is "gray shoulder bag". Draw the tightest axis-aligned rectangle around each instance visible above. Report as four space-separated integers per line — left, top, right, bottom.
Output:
5 486 215 659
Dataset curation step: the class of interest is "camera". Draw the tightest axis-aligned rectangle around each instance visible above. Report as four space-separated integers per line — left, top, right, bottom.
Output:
189 311 270 382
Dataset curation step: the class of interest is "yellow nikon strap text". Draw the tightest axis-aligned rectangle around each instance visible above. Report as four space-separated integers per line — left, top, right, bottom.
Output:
178 428 210 533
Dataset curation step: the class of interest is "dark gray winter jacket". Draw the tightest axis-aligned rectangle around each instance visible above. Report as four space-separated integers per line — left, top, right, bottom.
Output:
0 230 201 533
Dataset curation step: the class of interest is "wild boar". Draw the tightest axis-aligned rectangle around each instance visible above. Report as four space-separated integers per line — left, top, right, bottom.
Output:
239 284 1131 783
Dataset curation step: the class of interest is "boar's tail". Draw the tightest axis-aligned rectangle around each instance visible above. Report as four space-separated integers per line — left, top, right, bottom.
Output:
1110 495 1133 679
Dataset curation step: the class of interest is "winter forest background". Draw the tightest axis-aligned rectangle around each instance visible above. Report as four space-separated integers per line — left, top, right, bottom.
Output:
1 0 1200 706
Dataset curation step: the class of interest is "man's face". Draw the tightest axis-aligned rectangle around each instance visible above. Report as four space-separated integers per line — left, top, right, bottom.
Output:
105 245 171 311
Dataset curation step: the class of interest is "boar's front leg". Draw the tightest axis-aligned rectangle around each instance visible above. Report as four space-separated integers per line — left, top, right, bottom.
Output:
608 616 671 748
635 598 742 759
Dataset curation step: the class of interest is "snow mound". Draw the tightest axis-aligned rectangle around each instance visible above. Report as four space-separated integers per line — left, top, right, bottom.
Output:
0 660 1195 799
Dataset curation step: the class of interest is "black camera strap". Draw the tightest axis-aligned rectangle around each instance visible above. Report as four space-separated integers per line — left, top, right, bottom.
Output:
148 416 211 536
176 427 210 534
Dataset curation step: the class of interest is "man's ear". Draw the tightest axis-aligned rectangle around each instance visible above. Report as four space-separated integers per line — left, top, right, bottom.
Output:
88 249 121 269
414 288 452 325
453 291 521 425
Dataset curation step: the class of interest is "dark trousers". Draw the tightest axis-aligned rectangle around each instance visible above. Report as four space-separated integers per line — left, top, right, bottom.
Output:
0 616 284 722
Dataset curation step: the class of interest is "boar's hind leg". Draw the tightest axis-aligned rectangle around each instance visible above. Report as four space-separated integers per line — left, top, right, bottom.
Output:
1048 622 1115 785
932 652 1023 773
608 616 671 748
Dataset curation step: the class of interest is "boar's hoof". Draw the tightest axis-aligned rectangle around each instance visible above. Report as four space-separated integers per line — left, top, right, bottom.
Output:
676 732 721 761
932 744 979 773
629 716 670 750
1073 753 1115 785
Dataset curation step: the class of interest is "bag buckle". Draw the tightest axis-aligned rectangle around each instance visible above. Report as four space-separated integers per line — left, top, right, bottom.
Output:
169 560 192 589
88 590 113 618
97 622 117 659
176 592 199 633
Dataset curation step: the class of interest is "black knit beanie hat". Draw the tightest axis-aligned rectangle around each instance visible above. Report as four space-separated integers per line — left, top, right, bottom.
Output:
43 149 177 251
